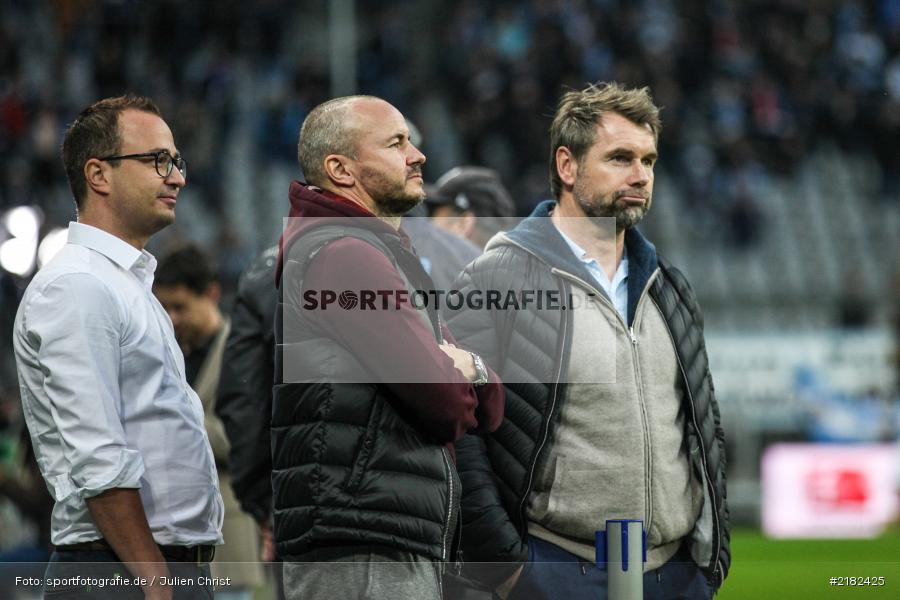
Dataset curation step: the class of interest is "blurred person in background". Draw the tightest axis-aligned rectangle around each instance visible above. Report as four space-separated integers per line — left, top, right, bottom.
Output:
274 95 505 600
215 243 286 600
0 419 52 561
403 198 481 295
447 82 730 600
0 389 52 599
12 96 222 600
216 245 279 553
154 243 264 600
426 166 517 249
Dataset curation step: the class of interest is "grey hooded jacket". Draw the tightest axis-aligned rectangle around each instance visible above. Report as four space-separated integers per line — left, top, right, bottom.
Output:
446 200 730 590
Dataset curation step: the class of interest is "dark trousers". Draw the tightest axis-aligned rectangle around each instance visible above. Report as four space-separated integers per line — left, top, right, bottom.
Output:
42 549 213 599
508 537 713 600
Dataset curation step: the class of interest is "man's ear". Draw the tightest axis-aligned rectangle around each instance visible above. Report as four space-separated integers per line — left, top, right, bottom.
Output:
323 154 356 188
458 211 477 238
555 146 578 189
84 158 112 196
204 281 221 304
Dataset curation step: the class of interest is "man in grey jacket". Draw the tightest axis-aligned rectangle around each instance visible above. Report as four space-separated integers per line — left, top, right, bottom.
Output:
446 82 729 600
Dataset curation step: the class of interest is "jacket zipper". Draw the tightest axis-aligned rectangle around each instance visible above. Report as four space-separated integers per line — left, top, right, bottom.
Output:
516 277 569 531
435 309 445 344
650 296 721 578
628 273 658 534
440 446 454 561
453 511 464 574
629 329 652 532
629 283 655 534
435 300 454 564
551 268 659 532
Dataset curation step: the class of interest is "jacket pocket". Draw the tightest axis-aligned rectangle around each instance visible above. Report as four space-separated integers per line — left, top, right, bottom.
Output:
344 397 384 493
544 456 638 538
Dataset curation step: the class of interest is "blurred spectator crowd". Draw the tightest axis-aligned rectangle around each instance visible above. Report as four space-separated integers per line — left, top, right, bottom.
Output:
1 1 898 238
435 0 900 235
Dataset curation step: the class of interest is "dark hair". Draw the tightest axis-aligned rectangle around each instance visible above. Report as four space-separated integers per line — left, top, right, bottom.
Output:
154 243 217 295
61 95 161 207
549 82 661 198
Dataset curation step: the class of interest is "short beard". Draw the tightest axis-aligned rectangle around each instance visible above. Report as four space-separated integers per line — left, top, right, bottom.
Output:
573 179 650 231
361 166 425 216
376 192 423 217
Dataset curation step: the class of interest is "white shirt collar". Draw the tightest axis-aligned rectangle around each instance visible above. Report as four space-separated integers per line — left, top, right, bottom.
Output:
555 225 629 282
67 222 157 284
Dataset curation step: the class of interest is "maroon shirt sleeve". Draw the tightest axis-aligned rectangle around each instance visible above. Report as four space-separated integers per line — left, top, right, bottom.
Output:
303 238 484 443
441 324 505 434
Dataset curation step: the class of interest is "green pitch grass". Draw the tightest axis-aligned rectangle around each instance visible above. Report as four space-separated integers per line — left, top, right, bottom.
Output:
719 529 900 599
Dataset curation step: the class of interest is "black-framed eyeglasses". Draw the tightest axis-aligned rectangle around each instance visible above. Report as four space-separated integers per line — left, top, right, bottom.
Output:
98 150 187 179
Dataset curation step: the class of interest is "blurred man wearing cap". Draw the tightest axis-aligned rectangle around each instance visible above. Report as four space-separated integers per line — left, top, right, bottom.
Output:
403 197 481 294
426 166 517 249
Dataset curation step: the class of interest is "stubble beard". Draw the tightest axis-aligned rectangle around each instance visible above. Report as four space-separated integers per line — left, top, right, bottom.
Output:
362 166 425 217
573 178 651 231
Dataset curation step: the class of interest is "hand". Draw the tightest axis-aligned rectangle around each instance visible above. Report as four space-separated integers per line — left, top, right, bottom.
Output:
495 564 524 600
439 343 476 381
259 520 276 562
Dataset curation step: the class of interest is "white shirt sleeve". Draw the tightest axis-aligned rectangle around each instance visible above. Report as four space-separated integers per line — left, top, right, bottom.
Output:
21 272 145 499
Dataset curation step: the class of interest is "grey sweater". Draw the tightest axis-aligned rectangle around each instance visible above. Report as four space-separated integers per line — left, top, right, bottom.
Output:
527 272 703 570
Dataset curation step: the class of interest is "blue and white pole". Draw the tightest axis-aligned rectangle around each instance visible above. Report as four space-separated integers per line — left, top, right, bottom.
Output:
596 519 646 600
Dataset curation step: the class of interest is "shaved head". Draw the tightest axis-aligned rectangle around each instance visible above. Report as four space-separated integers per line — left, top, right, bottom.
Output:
297 95 378 186
297 95 426 219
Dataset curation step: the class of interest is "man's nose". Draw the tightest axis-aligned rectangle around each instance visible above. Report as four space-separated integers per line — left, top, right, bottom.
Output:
629 160 650 186
407 143 426 166
166 166 187 187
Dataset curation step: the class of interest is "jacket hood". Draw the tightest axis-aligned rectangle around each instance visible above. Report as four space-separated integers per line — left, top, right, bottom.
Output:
490 199 659 325
287 180 377 219
276 181 409 284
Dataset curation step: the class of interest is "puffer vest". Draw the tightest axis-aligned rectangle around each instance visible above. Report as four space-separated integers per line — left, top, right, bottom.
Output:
273 225 460 561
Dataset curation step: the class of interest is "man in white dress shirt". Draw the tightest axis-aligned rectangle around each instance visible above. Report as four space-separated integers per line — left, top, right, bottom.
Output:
13 96 224 600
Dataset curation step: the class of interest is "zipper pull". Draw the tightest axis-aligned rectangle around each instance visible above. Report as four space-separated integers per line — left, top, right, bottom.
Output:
628 327 637 345
452 514 464 575
436 312 445 344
